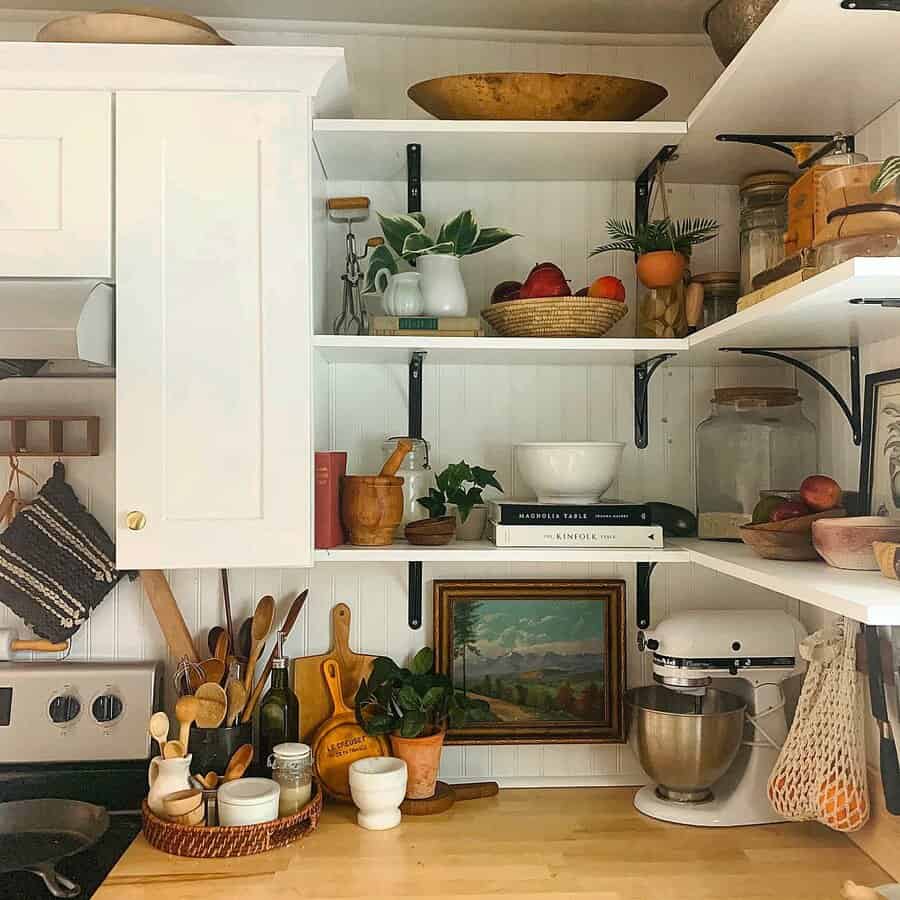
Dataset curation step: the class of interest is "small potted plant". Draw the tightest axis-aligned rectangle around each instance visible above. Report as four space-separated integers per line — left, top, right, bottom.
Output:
416 461 503 541
591 216 719 288
355 648 488 799
365 210 518 317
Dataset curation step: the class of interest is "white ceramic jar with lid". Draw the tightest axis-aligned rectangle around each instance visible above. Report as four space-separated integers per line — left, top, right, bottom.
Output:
268 742 313 817
217 778 280 827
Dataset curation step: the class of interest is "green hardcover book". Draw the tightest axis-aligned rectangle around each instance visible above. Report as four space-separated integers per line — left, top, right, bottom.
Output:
372 316 482 332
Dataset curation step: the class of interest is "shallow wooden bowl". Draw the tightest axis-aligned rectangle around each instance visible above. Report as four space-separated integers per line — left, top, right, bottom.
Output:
748 507 846 534
405 516 456 546
407 73 667 121
874 541 900 580
812 516 900 570
739 525 820 561
37 11 230 44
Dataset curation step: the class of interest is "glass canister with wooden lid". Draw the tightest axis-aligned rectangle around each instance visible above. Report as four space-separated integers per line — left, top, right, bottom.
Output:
739 172 794 295
695 387 817 539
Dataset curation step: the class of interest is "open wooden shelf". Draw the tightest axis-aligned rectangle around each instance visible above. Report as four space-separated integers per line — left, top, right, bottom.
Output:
313 119 687 182
0 416 100 457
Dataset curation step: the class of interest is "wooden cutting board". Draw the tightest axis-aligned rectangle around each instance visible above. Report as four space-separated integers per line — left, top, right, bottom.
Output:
294 604 376 742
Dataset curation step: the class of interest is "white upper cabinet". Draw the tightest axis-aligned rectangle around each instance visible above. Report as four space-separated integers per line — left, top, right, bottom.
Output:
0 90 111 277
115 92 314 569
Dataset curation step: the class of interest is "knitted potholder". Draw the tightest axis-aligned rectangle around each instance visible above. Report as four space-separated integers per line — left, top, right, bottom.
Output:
0 462 122 643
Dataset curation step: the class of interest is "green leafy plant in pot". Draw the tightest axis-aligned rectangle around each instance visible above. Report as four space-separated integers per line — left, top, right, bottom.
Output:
591 217 718 289
364 210 518 318
355 648 489 799
417 461 503 541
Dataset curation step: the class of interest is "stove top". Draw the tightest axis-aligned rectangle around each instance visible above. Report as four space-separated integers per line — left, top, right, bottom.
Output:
0 810 142 900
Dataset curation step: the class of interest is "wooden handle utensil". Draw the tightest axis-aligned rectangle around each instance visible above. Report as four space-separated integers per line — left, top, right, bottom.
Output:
243 595 275 695
242 590 308 723
327 196 370 211
140 570 199 663
194 683 227 729
379 439 414 477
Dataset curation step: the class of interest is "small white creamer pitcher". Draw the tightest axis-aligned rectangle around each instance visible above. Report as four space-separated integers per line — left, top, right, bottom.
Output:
374 270 425 317
148 754 193 817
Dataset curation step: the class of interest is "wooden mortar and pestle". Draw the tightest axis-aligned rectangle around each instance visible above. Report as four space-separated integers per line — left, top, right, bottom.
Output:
342 439 412 545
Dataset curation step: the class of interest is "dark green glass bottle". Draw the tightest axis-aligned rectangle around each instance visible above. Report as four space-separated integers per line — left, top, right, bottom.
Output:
258 631 299 768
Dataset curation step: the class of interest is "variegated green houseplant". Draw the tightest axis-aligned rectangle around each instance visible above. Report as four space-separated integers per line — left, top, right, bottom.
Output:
364 210 517 293
871 156 900 194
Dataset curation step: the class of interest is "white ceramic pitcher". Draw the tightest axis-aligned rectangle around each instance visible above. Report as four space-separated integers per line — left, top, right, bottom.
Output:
417 254 468 317
374 270 425 317
148 754 193 817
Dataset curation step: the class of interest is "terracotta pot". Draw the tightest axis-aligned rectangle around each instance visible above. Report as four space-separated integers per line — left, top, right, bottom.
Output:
636 251 686 289
389 727 446 799
341 475 403 546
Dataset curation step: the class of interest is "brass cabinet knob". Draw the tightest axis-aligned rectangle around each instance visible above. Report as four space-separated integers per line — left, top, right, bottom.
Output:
126 510 147 531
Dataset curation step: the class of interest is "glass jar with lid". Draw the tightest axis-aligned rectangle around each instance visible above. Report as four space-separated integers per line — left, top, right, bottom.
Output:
692 271 740 327
739 172 794 295
268 742 313 817
695 387 817 540
382 436 435 534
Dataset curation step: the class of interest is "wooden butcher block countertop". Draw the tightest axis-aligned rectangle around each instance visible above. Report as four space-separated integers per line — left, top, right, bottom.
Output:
97 788 888 900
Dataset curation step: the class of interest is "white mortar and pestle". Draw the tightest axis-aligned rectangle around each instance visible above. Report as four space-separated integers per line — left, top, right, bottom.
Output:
0 628 68 660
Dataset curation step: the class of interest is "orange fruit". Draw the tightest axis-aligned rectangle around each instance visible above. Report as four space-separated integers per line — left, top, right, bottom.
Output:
588 275 626 301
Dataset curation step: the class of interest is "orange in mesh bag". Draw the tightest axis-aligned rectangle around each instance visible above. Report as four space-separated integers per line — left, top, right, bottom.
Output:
767 617 869 832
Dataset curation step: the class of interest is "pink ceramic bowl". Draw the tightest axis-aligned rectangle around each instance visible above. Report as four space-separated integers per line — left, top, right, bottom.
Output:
812 516 900 570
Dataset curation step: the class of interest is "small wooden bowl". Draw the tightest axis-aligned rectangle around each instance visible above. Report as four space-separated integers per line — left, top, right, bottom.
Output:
169 804 205 827
405 516 456 546
739 525 820 561
812 516 900 570
162 789 203 819
748 507 846 534
874 541 900 580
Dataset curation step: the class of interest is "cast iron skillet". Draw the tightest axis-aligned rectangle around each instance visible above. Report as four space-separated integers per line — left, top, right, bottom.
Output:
0 799 109 897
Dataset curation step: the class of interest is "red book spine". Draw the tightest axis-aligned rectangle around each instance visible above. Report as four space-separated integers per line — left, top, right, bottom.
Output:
314 452 347 549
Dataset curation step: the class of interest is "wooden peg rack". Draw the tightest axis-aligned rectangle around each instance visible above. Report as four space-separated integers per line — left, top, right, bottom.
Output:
1 416 100 457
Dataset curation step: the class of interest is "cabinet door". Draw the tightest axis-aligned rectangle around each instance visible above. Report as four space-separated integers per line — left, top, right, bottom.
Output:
116 92 313 569
0 90 111 277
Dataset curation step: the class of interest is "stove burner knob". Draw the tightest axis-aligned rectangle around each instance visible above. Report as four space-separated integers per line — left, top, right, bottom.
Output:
645 638 659 651
92 693 124 724
48 693 81 724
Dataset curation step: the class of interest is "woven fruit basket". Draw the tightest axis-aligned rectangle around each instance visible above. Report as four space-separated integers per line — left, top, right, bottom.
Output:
141 783 322 858
481 296 627 338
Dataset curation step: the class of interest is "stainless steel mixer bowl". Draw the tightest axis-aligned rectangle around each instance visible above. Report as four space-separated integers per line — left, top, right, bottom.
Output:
626 685 747 802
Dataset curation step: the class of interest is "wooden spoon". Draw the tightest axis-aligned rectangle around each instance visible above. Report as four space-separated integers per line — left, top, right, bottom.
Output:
194 682 227 728
200 657 226 686
162 738 186 759
223 744 253 782
237 617 252 662
175 694 199 750
207 625 225 657
213 629 229 663
226 678 247 727
243 595 275 694
148 711 169 757
196 771 219 790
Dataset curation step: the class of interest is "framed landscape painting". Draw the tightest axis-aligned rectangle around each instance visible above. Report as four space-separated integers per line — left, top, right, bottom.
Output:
433 579 625 744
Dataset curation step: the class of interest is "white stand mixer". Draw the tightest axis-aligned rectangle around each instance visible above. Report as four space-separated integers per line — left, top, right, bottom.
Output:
630 609 806 827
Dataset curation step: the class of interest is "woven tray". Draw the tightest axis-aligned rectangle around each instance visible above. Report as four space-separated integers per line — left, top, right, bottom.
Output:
481 296 627 338
141 783 322 858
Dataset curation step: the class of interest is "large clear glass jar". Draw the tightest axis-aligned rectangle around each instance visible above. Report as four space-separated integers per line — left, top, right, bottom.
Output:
638 280 687 337
696 387 817 540
382 436 435 534
269 742 312 817
739 172 794 295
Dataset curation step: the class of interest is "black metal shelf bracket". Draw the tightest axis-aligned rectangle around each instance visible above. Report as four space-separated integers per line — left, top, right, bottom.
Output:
849 297 900 307
842 1 900 10
406 350 427 630
635 145 678 236
634 354 676 449
407 143 421 215
719 346 861 445
715 133 854 168
636 562 657 631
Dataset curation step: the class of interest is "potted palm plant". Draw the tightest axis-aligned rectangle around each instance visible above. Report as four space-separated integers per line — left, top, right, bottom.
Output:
365 210 517 317
591 217 719 288
355 648 488 799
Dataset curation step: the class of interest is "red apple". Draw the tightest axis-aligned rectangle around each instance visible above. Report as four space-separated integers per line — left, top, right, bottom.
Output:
770 500 810 522
589 275 626 302
491 280 522 304
800 474 843 512
519 262 570 299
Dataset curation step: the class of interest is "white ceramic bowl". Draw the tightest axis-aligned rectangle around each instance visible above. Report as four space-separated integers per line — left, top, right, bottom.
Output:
217 777 280 827
349 756 408 831
515 442 625 504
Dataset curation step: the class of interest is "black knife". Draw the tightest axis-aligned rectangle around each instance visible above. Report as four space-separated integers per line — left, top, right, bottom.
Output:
864 624 900 815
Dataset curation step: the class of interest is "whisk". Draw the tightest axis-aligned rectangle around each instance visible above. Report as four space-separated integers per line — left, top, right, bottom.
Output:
329 197 383 335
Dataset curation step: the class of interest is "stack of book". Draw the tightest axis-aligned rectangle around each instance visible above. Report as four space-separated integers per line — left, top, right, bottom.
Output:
372 316 484 337
486 499 662 548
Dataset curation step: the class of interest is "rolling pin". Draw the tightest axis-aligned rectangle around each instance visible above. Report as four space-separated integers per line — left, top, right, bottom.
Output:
0 629 67 660
140 570 199 663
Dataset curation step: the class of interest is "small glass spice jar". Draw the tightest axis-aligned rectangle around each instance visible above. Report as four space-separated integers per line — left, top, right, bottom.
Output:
692 271 740 327
268 742 313 817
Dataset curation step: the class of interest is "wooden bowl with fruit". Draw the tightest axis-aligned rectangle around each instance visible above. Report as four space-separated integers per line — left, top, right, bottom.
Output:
740 476 846 561
482 265 627 338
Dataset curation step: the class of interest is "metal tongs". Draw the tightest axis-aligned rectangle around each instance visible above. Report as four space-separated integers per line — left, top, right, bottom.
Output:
329 197 382 335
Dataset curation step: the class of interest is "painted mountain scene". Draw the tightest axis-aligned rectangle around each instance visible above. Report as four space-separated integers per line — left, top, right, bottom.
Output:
451 597 609 725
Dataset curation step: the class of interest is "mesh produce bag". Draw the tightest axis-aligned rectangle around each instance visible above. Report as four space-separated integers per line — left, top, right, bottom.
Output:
767 617 869 832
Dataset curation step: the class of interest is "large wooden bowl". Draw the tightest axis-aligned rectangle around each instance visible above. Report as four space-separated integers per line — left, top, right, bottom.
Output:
739 508 846 561
407 73 668 121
